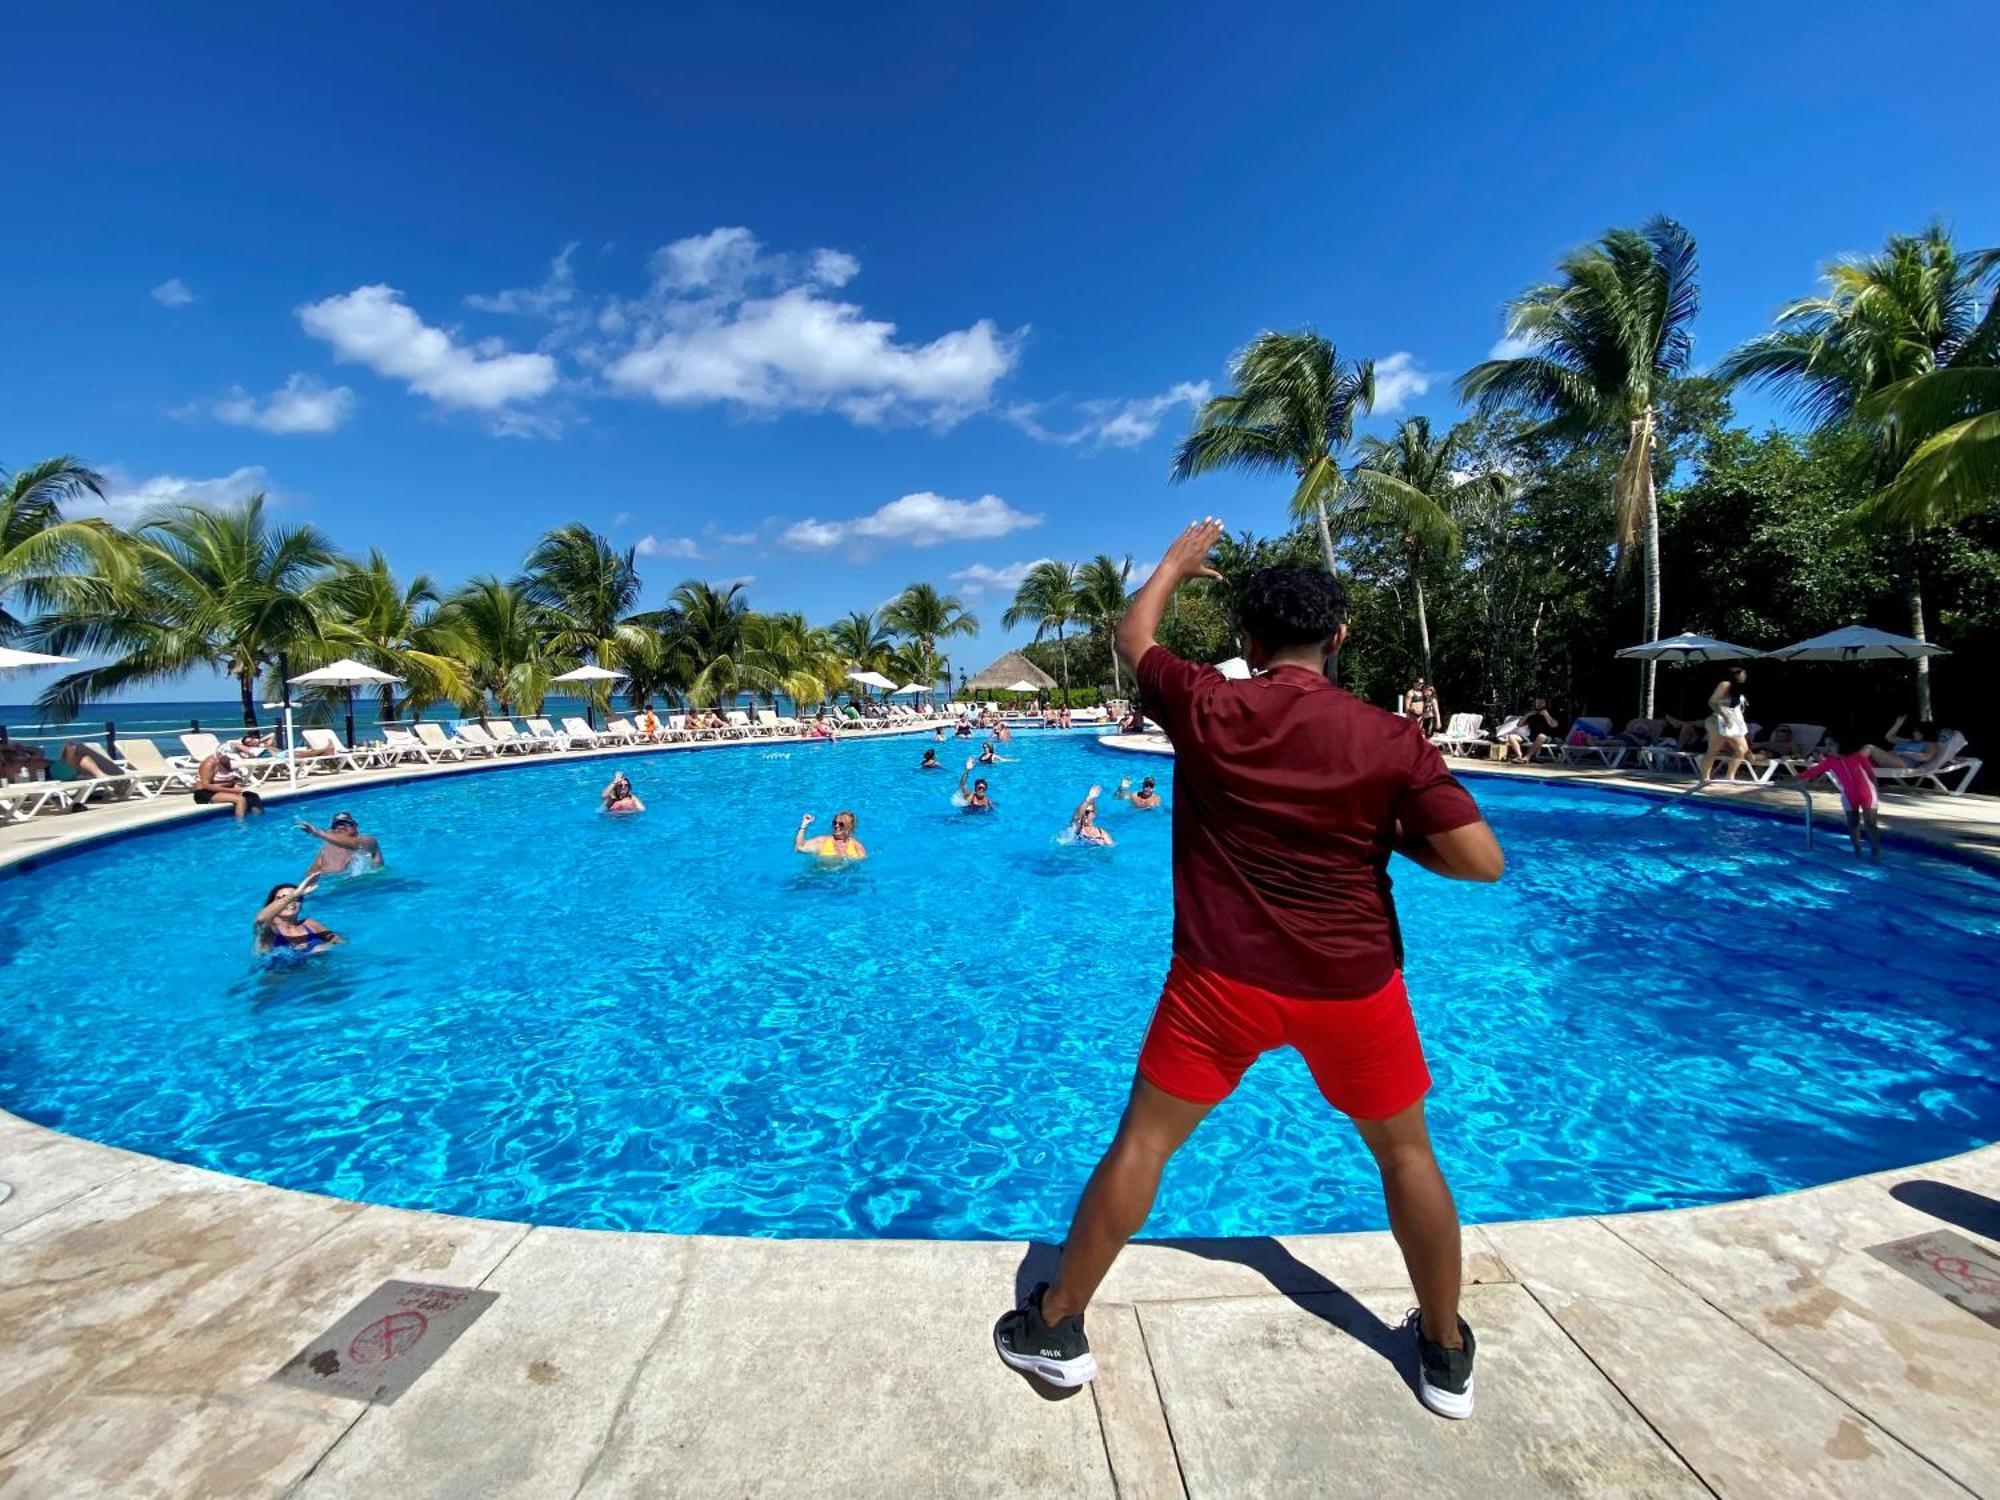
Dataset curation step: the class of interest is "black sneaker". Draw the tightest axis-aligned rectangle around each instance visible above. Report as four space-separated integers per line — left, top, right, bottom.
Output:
993 1283 1097 1387
1410 1311 1476 1419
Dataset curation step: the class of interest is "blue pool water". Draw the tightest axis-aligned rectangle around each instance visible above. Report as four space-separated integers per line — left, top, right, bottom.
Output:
0 730 1994 1239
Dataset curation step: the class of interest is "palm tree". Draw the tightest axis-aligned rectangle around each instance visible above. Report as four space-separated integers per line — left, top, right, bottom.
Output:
30 494 337 724
748 611 848 710
310 551 474 720
441 575 555 715
1074 554 1133 696
521 523 646 667
881 583 979 687
1351 417 1491 685
665 579 765 707
1172 331 1376 573
828 609 895 675
1719 225 1998 714
1003 560 1082 704
1458 216 1700 715
1 456 121 636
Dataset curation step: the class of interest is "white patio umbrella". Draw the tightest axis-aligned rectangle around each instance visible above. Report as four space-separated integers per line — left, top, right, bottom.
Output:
0 647 76 671
1615 632 1761 662
846 669 898 694
550 664 629 728
1764 624 1949 662
289 658 404 754
1005 679 1041 692
890 682 926 695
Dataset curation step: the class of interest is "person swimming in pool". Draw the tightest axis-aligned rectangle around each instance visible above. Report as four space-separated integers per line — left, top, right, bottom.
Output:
919 748 944 770
957 759 994 812
253 873 343 956
977 740 1019 766
297 811 383 879
1114 775 1163 810
602 772 645 813
795 810 866 860
1069 785 1114 845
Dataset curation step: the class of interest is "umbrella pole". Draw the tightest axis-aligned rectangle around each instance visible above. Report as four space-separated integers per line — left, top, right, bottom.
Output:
345 687 356 755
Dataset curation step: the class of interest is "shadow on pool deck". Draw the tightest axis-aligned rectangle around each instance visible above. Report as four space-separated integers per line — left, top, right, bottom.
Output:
1889 1178 2000 1243
1008 1235 1421 1402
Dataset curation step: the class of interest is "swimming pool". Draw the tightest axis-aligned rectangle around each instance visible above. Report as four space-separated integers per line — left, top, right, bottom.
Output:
0 731 1993 1239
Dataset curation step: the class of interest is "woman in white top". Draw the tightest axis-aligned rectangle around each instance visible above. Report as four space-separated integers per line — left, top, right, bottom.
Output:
1699 668 1752 782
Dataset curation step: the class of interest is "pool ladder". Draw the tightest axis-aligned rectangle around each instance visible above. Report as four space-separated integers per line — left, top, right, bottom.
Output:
1797 784 1814 849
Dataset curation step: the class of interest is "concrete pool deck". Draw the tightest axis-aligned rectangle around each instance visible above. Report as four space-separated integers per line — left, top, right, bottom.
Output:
2 733 1997 1497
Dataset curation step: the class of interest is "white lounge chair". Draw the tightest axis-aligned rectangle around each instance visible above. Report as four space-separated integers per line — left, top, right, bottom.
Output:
487 720 548 754
520 717 569 750
561 716 604 749
371 727 434 764
0 780 83 821
409 723 470 761
1875 733 1983 796
117 738 197 794
601 717 642 745
1555 718 1626 768
452 723 514 756
180 732 290 786
301 727 376 771
1430 713 1488 756
724 710 757 739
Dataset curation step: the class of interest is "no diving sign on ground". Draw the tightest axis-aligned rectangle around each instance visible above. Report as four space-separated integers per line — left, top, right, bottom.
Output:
1867 1231 2000 1329
271 1279 498 1404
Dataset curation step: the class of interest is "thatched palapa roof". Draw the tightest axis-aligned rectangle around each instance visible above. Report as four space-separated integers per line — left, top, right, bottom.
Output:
965 651 1057 691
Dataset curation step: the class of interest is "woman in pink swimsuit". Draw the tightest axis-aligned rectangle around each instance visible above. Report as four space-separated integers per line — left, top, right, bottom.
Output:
1797 749 1879 860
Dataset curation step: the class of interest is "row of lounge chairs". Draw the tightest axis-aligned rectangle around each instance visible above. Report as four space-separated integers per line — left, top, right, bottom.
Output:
1426 714 1983 795
0 705 966 825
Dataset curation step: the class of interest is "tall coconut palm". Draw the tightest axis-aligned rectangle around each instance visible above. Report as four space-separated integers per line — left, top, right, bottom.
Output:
749 611 848 710
1458 215 1700 715
520 523 646 668
1075 554 1133 695
1351 417 1490 685
882 583 979 670
1003 561 1082 705
441 575 555 715
1172 331 1376 573
828 609 895 675
1719 225 1998 714
30 494 337 724
310 551 474 720
665 579 765 707
1 456 122 635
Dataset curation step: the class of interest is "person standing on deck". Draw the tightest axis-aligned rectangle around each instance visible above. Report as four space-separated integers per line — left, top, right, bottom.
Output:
993 518 1505 1420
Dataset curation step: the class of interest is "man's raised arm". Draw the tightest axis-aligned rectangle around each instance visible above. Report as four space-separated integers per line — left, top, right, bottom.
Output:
1115 517 1226 672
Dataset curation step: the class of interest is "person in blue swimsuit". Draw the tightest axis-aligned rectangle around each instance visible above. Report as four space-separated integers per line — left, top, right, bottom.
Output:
254 873 343 957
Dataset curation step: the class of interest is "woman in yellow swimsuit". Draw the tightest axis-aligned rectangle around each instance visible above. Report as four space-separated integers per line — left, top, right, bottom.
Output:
795 809 867 861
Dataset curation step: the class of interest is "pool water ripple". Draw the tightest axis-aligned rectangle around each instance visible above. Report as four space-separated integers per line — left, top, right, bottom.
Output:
0 731 1993 1238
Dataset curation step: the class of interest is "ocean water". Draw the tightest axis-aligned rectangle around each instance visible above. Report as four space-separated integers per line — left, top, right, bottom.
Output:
0 730 1993 1239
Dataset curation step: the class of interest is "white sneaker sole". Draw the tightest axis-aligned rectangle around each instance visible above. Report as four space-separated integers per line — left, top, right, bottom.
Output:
994 1325 1099 1387
1419 1373 1474 1420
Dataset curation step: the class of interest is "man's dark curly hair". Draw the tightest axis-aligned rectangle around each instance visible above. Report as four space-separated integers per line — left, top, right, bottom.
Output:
1235 566 1349 651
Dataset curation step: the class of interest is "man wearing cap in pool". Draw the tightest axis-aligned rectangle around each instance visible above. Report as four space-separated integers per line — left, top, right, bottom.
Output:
994 518 1504 1420
296 811 384 880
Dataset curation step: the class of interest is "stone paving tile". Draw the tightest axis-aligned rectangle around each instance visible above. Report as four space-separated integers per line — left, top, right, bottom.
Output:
0 1114 150 1235
294 1226 691 1499
1088 1302 1187 1500
1489 1216 1969 1499
1140 1282 1707 1499
0 1195 523 1500
1095 1226 1512 1306
1609 1179 2000 1498
572 1236 1115 1499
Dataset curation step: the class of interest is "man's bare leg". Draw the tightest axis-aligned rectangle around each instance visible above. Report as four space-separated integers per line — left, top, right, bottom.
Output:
1040 1078 1213 1322
1354 1099 1463 1348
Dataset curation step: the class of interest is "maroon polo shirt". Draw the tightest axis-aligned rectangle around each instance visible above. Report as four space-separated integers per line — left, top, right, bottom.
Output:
1136 646 1484 999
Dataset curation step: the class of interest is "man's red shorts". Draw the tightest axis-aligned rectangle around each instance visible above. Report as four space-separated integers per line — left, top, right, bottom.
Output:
1137 956 1430 1120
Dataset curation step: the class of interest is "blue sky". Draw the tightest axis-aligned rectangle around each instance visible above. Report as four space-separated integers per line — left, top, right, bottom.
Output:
3 1 1995 702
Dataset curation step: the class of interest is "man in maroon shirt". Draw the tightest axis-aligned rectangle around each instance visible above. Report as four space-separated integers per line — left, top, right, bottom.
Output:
995 518 1503 1419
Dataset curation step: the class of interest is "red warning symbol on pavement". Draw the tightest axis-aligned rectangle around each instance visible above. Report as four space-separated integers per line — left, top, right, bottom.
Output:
349 1309 429 1364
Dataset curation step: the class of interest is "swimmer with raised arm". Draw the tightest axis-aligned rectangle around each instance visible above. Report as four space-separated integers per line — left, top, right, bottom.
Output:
602 773 645 813
297 811 383 879
1069 785 1114 845
1114 776 1162 810
254 872 343 957
795 810 866 861
957 759 994 812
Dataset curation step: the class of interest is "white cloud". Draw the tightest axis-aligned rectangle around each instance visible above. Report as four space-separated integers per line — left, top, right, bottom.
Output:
212 373 356 435
949 558 1054 597
297 284 559 415
703 523 760 547
1488 333 1541 360
84 465 283 519
601 228 1021 428
1369 352 1432 415
633 534 700 559
1008 380 1209 450
611 510 633 526
465 244 579 317
781 492 1042 552
151 278 194 308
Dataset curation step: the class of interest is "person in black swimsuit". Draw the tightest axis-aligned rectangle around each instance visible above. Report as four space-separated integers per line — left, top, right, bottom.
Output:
254 873 342 956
